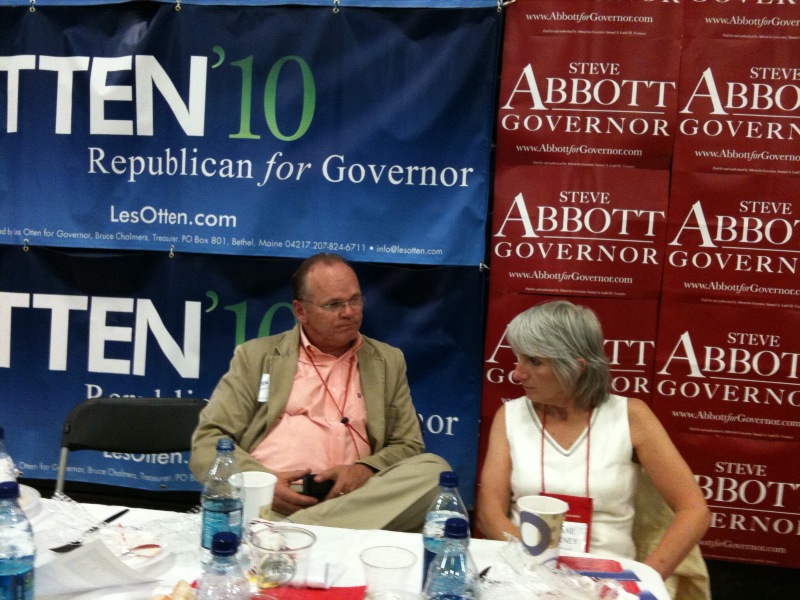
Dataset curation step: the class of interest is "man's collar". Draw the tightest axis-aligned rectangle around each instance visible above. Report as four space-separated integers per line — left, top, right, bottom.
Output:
299 327 363 360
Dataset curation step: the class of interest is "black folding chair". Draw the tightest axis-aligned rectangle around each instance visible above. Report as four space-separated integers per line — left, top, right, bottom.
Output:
55 397 206 508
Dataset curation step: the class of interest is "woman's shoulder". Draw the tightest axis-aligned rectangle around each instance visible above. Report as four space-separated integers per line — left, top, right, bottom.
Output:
506 396 528 406
504 396 529 414
597 392 632 415
603 393 650 414
623 396 665 444
624 395 655 418
598 394 657 432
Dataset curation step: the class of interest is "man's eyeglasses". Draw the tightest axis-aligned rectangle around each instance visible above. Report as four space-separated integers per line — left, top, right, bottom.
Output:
302 295 365 312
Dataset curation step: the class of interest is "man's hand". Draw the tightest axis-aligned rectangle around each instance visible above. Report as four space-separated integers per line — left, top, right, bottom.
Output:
316 463 375 500
271 468 319 516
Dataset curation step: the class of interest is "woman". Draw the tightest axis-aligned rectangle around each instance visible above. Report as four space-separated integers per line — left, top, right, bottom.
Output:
476 300 710 581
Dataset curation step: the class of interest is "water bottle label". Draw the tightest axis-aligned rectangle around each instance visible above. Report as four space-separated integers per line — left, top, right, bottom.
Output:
0 456 16 483
201 506 243 548
423 510 467 538
423 510 464 586
0 568 35 600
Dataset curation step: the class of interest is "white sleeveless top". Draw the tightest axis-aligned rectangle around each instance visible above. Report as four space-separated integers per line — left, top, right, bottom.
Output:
506 394 638 559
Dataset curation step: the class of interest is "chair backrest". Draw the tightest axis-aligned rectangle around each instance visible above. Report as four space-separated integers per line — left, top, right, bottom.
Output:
55 396 206 494
633 469 711 600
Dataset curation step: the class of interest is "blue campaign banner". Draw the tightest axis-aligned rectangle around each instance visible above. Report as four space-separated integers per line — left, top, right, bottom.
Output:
0 3 501 266
1 2 499 7
0 246 485 505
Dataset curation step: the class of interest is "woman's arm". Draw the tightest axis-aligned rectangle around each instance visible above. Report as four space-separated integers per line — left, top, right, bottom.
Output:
475 405 521 541
628 397 711 579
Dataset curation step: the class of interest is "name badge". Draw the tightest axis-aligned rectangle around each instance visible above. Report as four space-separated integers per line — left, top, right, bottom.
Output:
561 521 589 553
258 374 270 403
543 492 594 553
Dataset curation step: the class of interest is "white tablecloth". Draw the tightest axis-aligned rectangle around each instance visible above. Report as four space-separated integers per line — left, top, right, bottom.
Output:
29 499 669 600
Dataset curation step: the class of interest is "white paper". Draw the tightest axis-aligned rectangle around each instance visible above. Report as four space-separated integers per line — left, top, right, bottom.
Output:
35 538 157 596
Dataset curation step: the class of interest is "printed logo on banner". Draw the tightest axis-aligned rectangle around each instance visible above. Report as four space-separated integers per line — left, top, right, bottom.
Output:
684 0 800 42
666 2 800 570
671 430 800 569
674 34 800 175
663 172 800 310
490 165 669 298
653 301 800 443
496 0 682 170
0 5 500 266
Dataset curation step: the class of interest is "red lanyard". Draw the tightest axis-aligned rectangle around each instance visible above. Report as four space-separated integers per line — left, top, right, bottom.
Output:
303 346 370 453
540 408 592 498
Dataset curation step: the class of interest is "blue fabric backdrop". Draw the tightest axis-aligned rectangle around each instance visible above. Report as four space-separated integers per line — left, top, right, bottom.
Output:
0 2 500 266
0 246 486 505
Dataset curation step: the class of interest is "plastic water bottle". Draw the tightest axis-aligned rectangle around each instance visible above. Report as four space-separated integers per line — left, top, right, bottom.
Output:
422 471 469 584
0 481 35 600
0 427 17 483
201 437 244 551
196 531 249 600
422 517 478 600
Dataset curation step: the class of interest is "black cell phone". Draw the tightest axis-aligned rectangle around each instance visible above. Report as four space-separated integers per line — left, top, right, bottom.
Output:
301 474 334 501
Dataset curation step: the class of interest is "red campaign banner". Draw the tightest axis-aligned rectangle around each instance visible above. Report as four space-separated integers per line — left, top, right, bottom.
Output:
652 300 800 443
510 0 682 38
489 165 669 298
480 292 659 469
673 35 800 176
496 0 682 170
670 430 800 569
684 0 800 41
662 171 800 310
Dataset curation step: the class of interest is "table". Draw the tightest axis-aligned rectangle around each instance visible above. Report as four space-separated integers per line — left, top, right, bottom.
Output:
29 499 669 600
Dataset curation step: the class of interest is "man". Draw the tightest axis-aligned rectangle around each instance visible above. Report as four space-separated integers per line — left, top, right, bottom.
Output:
190 253 450 531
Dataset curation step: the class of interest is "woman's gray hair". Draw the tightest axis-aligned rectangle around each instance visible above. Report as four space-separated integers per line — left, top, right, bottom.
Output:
506 300 610 409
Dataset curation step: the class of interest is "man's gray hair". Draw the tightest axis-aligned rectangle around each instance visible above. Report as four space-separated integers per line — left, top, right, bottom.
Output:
506 300 610 410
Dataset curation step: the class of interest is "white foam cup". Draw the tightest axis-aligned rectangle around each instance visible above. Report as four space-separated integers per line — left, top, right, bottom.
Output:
241 471 278 524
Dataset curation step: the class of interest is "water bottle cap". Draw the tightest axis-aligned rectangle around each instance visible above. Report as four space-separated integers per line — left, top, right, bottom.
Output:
444 517 469 539
439 471 458 488
210 531 240 556
216 437 234 451
0 481 20 500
